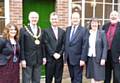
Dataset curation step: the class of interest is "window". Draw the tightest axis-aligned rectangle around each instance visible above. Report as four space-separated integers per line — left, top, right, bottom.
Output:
71 0 119 26
0 0 4 35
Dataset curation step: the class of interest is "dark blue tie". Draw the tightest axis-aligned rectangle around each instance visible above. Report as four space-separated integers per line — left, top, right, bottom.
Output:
70 27 75 41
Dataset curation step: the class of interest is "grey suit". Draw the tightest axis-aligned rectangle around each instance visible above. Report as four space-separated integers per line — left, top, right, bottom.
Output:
86 30 107 80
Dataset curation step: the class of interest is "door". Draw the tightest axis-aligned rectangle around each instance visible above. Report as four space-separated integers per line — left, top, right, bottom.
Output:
23 0 55 29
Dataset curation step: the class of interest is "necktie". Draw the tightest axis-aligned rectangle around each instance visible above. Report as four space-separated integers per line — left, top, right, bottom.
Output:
70 27 75 41
108 24 115 49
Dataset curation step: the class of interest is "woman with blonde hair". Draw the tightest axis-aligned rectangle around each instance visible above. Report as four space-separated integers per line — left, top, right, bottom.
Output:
0 23 20 83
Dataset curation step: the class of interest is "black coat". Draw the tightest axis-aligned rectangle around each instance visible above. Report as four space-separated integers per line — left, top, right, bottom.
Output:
19 25 45 66
0 38 20 61
43 27 65 62
102 22 120 63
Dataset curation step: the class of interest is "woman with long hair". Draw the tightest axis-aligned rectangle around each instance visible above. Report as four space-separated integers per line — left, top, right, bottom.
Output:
0 23 20 83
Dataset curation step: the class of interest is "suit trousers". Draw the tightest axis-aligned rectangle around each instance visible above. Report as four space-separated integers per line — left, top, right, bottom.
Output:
67 58 83 83
45 60 63 83
104 50 120 83
104 50 113 83
113 63 120 83
22 65 41 83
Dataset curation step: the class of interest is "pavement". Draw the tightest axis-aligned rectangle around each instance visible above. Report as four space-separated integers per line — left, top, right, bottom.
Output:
20 64 106 83
40 64 90 83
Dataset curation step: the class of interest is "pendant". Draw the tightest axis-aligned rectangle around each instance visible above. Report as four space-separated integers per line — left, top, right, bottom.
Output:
13 55 18 63
35 39 40 45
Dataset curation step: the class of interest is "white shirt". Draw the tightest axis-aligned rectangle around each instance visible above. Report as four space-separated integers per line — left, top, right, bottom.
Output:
30 23 37 35
70 25 78 41
88 30 97 57
52 26 58 39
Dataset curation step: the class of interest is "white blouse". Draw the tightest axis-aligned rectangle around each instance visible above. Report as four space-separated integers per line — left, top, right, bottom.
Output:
88 30 97 57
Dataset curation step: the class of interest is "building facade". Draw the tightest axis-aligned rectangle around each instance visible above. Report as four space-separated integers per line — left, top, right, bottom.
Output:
0 0 120 34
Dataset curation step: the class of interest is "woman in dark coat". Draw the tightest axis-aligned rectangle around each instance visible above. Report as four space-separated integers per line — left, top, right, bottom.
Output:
86 18 107 83
0 23 20 83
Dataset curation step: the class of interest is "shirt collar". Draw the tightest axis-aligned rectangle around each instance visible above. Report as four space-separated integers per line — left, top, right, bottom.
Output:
52 26 58 30
30 23 37 29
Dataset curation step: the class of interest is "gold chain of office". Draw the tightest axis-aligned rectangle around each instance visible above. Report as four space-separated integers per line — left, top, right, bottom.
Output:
24 25 41 45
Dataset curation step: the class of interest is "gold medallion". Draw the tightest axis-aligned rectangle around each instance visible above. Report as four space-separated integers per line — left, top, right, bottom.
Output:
35 39 40 45
24 25 41 45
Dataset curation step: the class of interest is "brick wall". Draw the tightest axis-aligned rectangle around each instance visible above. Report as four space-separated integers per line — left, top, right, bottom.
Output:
10 0 22 28
9 0 69 29
56 0 69 29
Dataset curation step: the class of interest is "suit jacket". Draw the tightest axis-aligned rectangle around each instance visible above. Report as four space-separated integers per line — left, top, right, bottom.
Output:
86 30 107 63
43 27 65 62
19 25 45 66
0 38 20 61
102 22 120 63
65 25 88 65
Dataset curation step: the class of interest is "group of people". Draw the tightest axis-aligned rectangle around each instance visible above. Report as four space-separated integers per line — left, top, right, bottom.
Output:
0 10 120 83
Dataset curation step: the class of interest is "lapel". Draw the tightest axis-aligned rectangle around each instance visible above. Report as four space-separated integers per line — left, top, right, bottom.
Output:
58 28 61 40
95 30 100 45
28 25 33 34
66 27 71 44
112 22 120 42
27 25 41 41
50 27 57 40
28 25 40 35
70 25 81 42
105 23 111 33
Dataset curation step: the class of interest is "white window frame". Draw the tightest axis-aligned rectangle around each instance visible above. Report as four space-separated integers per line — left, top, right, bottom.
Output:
5 0 10 25
71 0 119 26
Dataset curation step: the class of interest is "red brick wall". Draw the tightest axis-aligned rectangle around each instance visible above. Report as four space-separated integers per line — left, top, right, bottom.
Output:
56 0 69 29
10 0 22 28
9 0 69 29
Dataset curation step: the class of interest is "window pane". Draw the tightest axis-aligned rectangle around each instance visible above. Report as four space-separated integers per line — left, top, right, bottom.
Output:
72 0 81 2
95 4 103 18
86 0 93 1
96 0 103 2
72 3 82 17
114 0 118 3
114 5 118 11
0 18 5 35
72 3 81 12
0 0 4 35
85 20 90 28
85 3 93 18
0 0 4 16
105 0 112 3
105 4 112 19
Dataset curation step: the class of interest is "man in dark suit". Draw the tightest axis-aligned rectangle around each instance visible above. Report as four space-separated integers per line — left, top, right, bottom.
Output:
43 12 65 83
65 12 88 83
19 11 46 83
102 11 120 83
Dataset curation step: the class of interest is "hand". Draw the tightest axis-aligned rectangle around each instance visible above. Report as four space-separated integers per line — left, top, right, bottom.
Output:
100 59 105 66
80 60 85 66
43 58 47 65
53 53 61 60
119 56 120 63
21 60 26 68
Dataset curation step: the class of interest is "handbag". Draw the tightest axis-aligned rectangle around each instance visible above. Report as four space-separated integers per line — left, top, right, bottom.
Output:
0 54 11 66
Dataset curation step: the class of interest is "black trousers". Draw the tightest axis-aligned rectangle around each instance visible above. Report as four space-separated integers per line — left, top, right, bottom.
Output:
104 50 120 83
45 60 63 83
104 50 113 83
22 65 41 83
